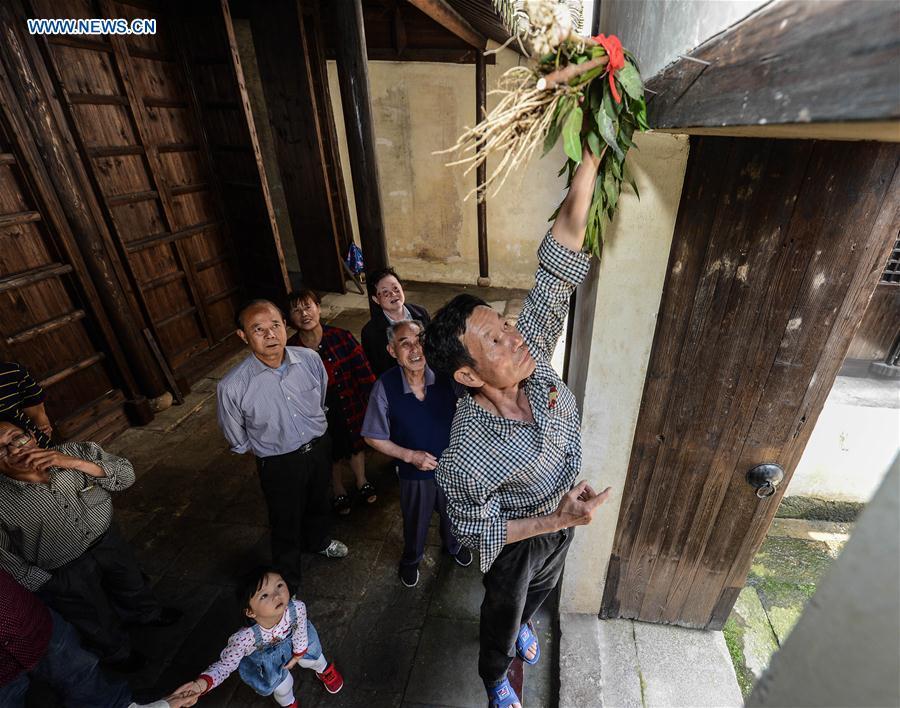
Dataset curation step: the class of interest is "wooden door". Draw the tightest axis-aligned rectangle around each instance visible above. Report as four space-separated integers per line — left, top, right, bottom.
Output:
601 137 899 630
0 98 129 443
30 0 247 379
171 0 291 304
248 0 350 292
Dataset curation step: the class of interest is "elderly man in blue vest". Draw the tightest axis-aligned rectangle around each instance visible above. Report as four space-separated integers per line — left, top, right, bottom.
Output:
361 319 472 588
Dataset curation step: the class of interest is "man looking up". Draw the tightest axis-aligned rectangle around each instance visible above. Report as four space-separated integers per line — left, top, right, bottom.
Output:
423 145 611 708
361 319 472 588
217 300 348 590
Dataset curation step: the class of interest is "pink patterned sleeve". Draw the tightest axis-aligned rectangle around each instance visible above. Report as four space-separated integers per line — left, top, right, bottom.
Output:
291 600 309 656
200 627 256 690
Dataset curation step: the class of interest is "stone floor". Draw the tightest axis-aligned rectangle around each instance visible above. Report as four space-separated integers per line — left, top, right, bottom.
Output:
31 282 562 708
724 517 853 696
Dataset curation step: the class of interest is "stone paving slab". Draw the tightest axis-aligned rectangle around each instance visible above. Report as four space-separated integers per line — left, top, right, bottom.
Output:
634 621 742 707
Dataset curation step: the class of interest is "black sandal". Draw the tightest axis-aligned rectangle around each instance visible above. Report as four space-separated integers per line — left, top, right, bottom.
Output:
332 494 351 515
359 482 377 504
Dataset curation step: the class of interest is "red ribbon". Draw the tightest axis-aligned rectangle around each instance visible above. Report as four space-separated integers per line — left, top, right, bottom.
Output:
593 33 625 104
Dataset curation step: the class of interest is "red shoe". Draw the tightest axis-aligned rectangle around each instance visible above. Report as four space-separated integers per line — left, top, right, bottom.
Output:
315 663 344 694
286 703 298 708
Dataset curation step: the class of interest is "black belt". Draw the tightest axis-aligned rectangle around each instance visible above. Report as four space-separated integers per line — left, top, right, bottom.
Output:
294 434 326 455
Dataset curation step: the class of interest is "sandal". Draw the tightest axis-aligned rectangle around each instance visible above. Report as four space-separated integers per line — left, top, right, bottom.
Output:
359 482 377 504
332 494 351 515
516 621 540 665
487 677 520 707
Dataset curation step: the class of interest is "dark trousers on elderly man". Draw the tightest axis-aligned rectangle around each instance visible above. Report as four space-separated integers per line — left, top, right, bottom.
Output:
479 527 574 687
39 521 162 662
256 433 332 589
398 477 460 568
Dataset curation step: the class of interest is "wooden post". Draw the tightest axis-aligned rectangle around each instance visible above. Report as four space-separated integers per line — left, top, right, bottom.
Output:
0 3 163 421
249 0 348 293
332 0 389 314
475 49 489 287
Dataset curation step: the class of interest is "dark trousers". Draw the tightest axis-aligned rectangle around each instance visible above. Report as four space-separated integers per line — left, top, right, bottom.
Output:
39 522 160 662
478 527 574 687
398 477 460 567
257 434 332 588
0 609 132 708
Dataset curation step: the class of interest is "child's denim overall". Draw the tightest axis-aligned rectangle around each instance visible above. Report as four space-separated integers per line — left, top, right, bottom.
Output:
238 602 323 696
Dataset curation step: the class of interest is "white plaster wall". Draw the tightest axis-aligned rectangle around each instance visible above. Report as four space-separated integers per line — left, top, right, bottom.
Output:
598 0 770 78
788 385 899 503
560 132 690 614
326 48 569 289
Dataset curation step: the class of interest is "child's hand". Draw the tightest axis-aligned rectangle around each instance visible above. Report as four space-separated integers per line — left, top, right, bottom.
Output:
173 680 207 699
284 649 307 671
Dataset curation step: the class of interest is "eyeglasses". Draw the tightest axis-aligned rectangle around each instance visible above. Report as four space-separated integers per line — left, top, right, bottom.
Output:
0 432 32 460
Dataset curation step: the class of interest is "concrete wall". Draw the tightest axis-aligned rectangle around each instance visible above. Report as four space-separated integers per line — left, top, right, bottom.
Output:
326 48 569 289
788 377 899 503
598 0 770 79
560 132 690 614
747 457 900 707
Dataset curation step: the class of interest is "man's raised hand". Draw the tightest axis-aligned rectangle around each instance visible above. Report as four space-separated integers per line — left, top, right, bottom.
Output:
554 480 611 528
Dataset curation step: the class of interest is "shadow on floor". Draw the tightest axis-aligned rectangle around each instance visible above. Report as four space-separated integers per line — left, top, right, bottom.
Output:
29 285 556 707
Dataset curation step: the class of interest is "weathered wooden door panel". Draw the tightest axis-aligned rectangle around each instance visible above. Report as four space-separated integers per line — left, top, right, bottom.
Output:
0 111 128 442
172 0 291 307
248 0 349 293
601 137 900 630
29 0 248 378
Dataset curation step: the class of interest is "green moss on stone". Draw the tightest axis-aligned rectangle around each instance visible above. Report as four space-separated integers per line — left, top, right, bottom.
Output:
750 537 833 585
723 618 755 697
776 495 862 523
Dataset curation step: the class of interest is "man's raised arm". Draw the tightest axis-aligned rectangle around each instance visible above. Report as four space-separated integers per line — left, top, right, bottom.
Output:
550 144 602 253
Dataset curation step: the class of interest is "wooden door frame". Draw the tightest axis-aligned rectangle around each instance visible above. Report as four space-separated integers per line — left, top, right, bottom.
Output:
601 137 900 629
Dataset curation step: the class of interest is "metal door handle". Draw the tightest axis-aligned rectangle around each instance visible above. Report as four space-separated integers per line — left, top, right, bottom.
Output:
746 463 784 498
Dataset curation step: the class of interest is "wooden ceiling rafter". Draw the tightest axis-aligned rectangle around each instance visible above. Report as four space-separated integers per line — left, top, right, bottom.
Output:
407 0 486 49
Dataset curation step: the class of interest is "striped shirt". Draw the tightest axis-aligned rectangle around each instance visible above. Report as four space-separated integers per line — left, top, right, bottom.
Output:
216 347 328 458
0 361 50 447
0 441 135 591
436 232 591 572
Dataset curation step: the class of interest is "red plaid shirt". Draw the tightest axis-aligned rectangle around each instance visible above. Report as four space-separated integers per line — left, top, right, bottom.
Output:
0 569 52 686
289 326 375 440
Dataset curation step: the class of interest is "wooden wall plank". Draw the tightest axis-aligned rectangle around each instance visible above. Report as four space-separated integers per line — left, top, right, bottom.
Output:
646 0 900 130
846 282 900 361
602 137 900 630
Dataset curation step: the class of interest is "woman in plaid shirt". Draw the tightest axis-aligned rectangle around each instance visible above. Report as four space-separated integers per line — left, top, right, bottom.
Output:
288 289 377 514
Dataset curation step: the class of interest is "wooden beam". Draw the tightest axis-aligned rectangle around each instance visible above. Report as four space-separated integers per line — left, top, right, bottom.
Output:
475 49 488 285
0 263 72 293
407 0 486 49
646 0 900 130
333 0 389 310
326 46 495 64
250 0 347 293
6 309 86 345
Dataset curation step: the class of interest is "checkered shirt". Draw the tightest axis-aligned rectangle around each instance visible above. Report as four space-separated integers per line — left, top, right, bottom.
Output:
436 232 591 571
0 441 134 590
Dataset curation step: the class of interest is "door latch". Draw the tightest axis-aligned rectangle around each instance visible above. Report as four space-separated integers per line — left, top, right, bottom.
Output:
746 463 785 498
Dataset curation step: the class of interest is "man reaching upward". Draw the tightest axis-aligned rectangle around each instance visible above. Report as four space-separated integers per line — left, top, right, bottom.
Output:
423 144 610 707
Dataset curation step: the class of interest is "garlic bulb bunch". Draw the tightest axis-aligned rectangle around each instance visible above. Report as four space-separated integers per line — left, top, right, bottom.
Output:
521 0 576 56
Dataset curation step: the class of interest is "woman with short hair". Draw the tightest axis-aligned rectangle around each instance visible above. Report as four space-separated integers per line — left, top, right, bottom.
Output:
287 289 377 514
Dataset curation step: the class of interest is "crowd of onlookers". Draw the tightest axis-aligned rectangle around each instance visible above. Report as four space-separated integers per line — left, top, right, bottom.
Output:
0 267 470 707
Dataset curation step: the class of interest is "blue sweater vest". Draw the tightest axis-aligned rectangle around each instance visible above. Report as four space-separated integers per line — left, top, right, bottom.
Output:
382 366 457 480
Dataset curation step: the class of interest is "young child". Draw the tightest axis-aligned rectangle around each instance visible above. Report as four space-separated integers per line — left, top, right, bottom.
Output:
176 567 343 706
